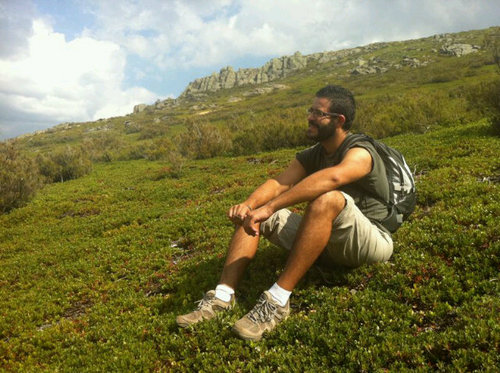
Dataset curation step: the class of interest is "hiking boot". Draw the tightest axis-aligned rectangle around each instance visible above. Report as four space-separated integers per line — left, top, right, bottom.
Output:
232 291 290 341
176 290 235 328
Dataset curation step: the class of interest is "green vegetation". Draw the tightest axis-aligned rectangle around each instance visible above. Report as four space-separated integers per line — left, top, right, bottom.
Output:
12 27 500 162
0 143 41 213
1 27 499 370
1 119 498 371
36 146 92 183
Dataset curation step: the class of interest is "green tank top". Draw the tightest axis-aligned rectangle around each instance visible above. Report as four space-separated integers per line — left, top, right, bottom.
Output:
296 134 390 229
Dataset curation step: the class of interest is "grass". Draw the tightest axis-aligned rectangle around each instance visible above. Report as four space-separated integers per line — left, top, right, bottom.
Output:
1 119 498 371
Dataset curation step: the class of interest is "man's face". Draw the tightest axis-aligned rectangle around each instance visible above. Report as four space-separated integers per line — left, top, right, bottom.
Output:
306 97 336 142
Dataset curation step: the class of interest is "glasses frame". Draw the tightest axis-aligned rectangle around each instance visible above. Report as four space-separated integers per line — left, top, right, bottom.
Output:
307 107 341 118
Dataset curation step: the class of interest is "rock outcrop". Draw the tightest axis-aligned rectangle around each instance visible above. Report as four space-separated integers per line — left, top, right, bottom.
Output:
439 43 480 57
181 52 309 97
135 30 491 113
177 35 485 99
133 104 147 113
180 47 373 97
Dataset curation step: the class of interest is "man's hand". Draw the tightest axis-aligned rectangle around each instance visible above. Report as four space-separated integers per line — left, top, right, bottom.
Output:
243 205 274 236
227 204 253 225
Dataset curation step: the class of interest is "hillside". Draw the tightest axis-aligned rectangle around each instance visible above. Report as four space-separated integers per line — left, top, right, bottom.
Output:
1 119 499 370
1 27 499 370
10 26 499 159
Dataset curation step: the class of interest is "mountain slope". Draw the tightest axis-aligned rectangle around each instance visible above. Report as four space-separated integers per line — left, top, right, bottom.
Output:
1 119 498 370
10 26 499 160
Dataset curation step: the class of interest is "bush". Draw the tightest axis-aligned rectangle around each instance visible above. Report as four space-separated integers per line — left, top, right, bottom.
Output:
82 132 125 162
465 79 500 133
138 122 169 140
36 145 92 183
231 108 309 155
355 91 471 138
151 151 186 179
119 142 150 160
144 137 176 161
178 119 232 159
0 142 42 213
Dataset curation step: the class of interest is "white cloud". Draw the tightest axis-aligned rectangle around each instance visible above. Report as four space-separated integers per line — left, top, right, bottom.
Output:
84 0 499 73
0 19 158 139
1 0 499 139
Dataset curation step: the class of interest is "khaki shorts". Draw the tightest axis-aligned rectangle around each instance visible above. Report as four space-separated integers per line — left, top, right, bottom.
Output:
259 192 393 268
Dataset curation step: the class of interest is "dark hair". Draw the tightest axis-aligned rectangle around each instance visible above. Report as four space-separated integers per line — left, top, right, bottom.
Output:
315 85 356 130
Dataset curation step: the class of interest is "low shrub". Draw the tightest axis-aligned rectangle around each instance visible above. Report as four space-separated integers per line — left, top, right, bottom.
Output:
231 108 309 155
82 132 125 162
0 142 42 213
144 137 176 161
119 142 150 160
465 79 500 133
355 90 471 138
151 151 186 179
138 123 169 140
178 119 232 159
36 145 92 183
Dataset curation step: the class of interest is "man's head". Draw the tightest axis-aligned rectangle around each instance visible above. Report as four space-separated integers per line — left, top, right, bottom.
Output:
315 85 356 131
306 85 356 142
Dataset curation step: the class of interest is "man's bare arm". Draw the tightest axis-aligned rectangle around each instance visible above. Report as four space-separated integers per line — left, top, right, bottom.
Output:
243 147 372 235
227 159 307 225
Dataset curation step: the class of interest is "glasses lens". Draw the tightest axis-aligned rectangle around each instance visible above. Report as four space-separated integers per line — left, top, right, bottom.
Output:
307 108 322 116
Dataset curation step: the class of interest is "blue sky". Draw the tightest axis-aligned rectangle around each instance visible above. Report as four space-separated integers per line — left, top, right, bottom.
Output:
1 0 499 140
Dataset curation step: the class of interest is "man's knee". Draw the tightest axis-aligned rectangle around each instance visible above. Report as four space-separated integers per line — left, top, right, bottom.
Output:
307 191 346 218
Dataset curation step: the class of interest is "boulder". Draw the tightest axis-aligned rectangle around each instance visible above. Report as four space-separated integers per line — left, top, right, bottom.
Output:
401 56 422 67
351 66 378 75
133 104 147 113
439 44 480 57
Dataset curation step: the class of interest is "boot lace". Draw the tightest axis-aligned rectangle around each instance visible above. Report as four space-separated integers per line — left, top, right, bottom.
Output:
248 296 279 323
195 293 216 311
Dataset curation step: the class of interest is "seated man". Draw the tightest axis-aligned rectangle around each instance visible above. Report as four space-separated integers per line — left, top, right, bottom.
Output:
176 85 393 341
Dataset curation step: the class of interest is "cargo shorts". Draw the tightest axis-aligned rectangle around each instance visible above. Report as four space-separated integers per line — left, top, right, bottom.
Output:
259 192 393 268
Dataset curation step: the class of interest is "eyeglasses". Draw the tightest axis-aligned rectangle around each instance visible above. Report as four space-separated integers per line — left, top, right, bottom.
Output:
307 107 341 118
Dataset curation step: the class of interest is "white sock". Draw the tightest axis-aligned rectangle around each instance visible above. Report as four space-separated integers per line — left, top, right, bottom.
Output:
215 284 234 302
268 282 291 307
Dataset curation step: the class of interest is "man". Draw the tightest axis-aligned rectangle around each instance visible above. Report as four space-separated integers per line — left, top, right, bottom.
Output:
176 85 393 341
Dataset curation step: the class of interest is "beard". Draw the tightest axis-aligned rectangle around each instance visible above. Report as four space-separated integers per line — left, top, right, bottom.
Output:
306 121 336 142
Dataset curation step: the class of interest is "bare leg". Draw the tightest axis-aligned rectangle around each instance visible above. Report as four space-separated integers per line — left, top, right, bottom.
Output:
277 191 346 291
218 224 260 290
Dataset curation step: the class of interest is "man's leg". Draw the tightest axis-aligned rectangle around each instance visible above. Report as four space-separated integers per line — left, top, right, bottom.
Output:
232 191 346 340
218 224 260 289
176 224 259 327
277 190 345 291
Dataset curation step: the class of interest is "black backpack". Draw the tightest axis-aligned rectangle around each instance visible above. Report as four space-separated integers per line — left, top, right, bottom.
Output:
338 134 416 233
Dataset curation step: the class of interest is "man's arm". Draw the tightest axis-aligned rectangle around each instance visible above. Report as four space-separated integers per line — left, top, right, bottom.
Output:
243 147 372 235
227 159 307 225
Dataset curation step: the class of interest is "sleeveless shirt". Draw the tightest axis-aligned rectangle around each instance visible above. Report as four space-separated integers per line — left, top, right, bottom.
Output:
296 134 390 230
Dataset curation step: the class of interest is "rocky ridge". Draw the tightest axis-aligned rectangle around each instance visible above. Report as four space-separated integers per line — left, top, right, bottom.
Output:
180 47 370 98
130 31 482 116
177 34 481 100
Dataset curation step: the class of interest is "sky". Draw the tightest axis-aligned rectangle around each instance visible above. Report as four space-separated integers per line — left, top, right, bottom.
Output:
1 0 499 140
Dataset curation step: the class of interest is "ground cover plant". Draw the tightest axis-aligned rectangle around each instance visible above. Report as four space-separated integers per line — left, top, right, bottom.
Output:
1 119 498 371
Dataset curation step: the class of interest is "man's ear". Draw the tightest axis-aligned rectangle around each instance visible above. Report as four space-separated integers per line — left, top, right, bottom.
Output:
335 114 346 129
